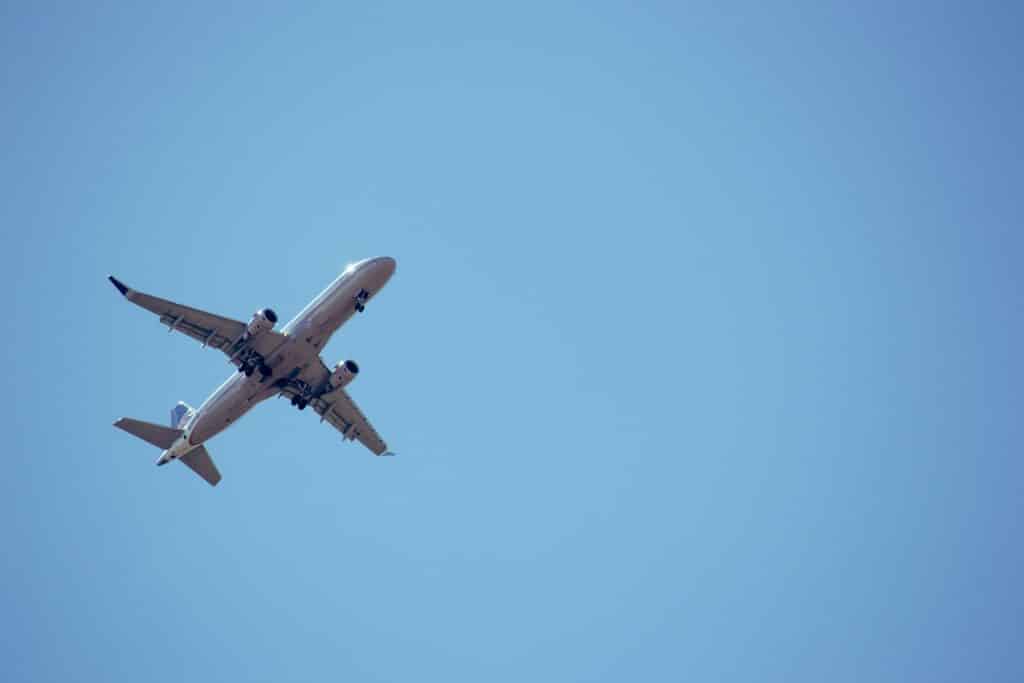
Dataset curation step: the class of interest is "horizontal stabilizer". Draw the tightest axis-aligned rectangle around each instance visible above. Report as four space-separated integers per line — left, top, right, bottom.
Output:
114 418 182 449
180 446 221 486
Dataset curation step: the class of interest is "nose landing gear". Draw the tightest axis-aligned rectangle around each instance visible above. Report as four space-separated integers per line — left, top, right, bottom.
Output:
354 288 370 313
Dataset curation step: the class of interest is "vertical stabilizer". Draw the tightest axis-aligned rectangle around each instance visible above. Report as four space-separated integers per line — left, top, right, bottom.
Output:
170 402 195 428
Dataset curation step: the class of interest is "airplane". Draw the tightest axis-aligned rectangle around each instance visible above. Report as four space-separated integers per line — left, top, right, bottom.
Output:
109 256 397 486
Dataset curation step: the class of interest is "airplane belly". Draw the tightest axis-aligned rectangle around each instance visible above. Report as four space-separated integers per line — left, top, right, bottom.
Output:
189 374 273 445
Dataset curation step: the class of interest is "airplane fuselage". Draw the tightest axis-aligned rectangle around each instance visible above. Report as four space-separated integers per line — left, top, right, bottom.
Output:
158 256 396 465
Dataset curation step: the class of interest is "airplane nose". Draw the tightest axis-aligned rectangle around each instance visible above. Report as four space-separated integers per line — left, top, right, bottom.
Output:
374 256 397 278
350 256 396 288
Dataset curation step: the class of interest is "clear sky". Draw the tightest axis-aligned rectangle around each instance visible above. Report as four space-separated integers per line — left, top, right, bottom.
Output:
3 2 1022 681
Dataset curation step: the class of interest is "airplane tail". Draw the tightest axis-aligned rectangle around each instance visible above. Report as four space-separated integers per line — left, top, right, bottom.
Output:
113 412 221 487
170 401 195 428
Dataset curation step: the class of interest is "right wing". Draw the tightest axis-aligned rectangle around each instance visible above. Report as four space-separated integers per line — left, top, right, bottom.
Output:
108 276 287 364
314 387 390 456
279 361 390 456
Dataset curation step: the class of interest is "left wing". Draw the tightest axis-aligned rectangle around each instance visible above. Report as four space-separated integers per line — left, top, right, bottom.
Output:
281 361 391 456
108 276 287 364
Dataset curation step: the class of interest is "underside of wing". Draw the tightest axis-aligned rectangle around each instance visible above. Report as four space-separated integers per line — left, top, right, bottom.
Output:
108 276 287 362
314 387 389 455
278 362 389 456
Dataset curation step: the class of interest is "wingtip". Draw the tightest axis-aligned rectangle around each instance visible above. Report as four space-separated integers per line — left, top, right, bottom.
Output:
108 275 129 296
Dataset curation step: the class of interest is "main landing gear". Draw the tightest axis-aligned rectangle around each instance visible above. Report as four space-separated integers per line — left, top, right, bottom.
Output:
238 359 272 381
354 288 370 313
287 379 314 411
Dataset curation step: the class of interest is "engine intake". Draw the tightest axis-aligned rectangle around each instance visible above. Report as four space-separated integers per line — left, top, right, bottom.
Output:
246 308 278 337
331 360 359 388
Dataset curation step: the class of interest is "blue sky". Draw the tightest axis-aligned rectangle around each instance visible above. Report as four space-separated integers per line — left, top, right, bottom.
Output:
3 2 1023 681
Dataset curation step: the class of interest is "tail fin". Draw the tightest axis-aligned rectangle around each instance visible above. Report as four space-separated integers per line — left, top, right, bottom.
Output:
181 446 221 486
113 418 182 449
170 402 195 428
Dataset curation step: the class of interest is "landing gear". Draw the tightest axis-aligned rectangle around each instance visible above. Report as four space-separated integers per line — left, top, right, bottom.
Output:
289 382 312 411
236 347 271 379
354 288 370 313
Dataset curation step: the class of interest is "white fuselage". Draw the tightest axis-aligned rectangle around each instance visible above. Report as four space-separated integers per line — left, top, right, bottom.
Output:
158 257 396 464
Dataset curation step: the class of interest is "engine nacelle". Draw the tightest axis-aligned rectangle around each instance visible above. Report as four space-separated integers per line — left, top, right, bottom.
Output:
331 360 359 388
246 308 278 337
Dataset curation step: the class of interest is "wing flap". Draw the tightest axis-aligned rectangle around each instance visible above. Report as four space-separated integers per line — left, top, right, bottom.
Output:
156 312 239 351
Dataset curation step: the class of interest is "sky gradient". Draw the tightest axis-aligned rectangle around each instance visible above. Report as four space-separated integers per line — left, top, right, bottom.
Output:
3 3 1023 681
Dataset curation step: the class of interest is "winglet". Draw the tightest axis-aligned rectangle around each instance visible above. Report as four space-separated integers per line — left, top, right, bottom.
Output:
380 451 396 457
108 275 130 296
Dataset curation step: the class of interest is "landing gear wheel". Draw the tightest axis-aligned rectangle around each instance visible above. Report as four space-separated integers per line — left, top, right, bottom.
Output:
298 400 308 411
244 366 254 377
258 364 272 379
355 303 365 313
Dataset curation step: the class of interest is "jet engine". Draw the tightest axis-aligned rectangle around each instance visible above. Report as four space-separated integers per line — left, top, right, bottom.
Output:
246 308 278 337
331 360 359 388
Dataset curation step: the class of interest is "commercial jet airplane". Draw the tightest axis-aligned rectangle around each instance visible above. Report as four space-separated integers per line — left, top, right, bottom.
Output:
109 256 397 486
